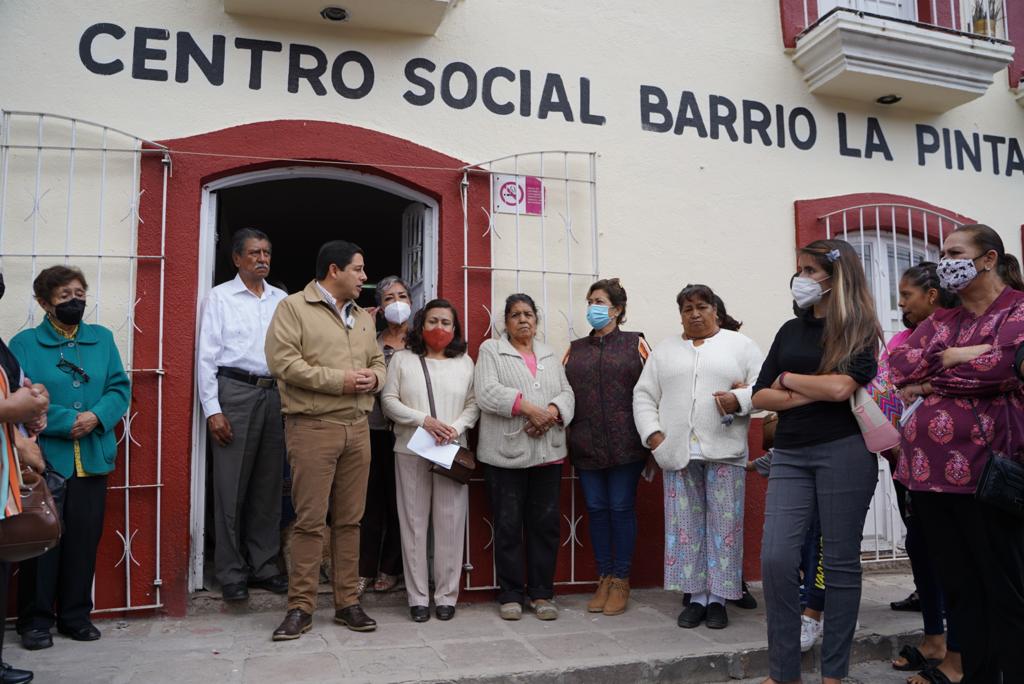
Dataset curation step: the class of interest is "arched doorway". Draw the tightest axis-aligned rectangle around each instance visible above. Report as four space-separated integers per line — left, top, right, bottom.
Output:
136 120 489 613
188 165 441 590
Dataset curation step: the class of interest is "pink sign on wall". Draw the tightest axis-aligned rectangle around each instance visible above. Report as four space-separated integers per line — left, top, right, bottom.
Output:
493 174 545 215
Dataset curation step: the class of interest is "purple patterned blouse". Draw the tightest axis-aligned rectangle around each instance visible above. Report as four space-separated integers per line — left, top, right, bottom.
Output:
890 287 1024 494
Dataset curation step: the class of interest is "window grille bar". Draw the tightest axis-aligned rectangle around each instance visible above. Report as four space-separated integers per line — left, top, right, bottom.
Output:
539 152 549 341
64 120 76 265
96 127 108 321
0 113 10 252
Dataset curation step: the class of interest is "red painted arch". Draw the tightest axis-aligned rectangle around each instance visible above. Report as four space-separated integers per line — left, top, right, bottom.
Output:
129 120 491 615
795 192 975 251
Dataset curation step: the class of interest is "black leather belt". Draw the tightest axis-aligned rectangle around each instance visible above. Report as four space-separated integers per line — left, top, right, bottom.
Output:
217 366 276 389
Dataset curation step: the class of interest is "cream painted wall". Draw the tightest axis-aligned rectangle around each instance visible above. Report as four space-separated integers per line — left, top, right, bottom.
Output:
1 0 1021 353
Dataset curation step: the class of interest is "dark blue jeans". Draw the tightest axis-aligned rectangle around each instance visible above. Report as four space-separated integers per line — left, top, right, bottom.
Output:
577 460 645 579
895 481 960 651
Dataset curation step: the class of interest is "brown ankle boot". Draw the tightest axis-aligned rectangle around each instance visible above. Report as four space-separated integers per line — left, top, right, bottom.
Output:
587 576 612 613
603 577 630 616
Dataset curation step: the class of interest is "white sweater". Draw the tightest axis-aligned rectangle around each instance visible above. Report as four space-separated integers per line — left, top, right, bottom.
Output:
633 330 763 471
381 350 480 456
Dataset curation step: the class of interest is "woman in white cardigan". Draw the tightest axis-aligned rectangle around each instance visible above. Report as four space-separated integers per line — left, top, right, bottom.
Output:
633 284 763 631
474 293 575 622
381 299 479 623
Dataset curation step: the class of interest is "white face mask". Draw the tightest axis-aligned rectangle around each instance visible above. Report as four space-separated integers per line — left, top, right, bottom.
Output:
791 276 831 310
936 257 980 292
383 300 411 324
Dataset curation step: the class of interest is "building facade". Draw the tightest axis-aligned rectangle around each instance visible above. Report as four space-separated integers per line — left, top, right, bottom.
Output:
0 0 1021 616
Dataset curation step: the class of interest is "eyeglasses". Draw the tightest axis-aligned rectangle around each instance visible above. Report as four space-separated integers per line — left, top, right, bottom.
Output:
56 357 90 383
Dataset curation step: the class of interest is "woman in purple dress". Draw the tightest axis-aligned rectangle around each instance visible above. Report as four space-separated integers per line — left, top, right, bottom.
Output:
889 224 1024 684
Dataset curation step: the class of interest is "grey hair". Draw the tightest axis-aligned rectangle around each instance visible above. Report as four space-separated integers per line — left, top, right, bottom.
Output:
375 275 410 306
231 227 270 255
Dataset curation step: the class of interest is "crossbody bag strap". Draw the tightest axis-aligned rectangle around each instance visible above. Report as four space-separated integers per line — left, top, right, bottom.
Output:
419 355 437 419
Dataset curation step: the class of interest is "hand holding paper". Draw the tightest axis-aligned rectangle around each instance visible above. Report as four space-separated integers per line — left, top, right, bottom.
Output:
407 426 460 470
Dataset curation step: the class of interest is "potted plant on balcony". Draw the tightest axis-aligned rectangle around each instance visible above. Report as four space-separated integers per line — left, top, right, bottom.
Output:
969 0 1002 37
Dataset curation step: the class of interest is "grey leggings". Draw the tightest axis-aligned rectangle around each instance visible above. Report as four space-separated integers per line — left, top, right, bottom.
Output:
761 434 878 682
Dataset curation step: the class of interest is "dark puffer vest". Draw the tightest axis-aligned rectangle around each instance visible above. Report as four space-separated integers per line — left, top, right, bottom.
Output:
564 328 649 470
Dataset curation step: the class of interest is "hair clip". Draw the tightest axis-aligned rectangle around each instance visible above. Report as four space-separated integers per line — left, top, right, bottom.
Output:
826 249 841 263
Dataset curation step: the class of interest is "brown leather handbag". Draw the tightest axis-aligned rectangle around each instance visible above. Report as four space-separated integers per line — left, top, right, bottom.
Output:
419 356 477 485
0 463 62 562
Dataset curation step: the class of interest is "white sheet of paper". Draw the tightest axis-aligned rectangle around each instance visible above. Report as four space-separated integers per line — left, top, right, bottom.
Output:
407 427 460 469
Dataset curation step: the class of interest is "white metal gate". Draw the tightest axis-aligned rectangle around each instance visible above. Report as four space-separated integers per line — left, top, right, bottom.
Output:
459 151 599 590
0 110 168 612
820 201 966 562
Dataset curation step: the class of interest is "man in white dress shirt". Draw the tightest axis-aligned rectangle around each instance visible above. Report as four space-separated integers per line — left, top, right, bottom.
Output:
198 228 289 601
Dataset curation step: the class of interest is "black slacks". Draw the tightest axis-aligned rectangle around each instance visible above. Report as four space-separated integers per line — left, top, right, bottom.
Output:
912 490 1024 684
18 473 107 631
358 429 403 579
484 463 562 605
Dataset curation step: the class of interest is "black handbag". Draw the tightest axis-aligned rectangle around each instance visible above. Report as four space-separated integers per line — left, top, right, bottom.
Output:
419 355 476 485
970 403 1024 518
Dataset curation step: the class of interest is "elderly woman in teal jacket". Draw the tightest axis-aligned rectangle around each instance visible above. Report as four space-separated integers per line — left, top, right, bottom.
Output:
9 265 130 651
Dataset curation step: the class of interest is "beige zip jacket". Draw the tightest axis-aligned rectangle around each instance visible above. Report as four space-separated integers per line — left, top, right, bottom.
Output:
265 280 386 424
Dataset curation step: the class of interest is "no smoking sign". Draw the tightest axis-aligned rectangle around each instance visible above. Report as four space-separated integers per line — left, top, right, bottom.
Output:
492 174 545 215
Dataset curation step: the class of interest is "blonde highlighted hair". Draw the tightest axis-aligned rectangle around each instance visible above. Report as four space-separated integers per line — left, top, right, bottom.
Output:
800 239 883 374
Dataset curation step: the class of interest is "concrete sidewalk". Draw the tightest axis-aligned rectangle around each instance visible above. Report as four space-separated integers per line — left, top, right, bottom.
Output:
17 572 925 683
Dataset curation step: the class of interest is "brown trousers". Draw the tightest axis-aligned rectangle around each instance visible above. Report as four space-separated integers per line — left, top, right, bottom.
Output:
284 415 371 613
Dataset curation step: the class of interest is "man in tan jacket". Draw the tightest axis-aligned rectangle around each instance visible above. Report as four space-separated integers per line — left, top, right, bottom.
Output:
265 240 385 641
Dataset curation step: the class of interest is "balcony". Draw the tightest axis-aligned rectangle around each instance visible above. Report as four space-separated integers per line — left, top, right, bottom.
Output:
790 4 1015 112
224 0 454 36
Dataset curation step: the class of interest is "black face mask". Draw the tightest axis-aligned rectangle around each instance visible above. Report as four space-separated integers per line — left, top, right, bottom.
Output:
54 298 86 325
0 273 5 302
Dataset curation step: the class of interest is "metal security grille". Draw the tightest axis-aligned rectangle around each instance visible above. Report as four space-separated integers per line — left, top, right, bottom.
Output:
0 110 169 612
459 151 599 590
820 202 966 563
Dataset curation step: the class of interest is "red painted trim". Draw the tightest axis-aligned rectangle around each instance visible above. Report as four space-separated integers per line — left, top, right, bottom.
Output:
1020 224 1024 257
780 0 818 48
916 0 961 29
795 192 976 251
129 120 489 616
1007 0 1024 87
783 1 966 49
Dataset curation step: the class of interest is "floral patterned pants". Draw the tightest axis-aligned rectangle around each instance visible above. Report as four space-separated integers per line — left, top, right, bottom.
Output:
663 461 745 599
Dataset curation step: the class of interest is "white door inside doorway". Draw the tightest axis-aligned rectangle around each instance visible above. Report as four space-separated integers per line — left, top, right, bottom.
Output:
188 166 438 592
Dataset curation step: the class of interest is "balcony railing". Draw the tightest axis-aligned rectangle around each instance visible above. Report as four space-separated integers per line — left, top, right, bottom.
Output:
802 0 1010 39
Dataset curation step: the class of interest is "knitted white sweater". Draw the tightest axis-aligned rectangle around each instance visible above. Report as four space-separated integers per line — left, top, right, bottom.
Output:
633 330 763 471
381 350 480 456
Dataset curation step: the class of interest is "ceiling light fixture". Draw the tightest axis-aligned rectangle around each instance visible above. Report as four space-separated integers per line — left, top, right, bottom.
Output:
320 6 349 22
876 94 902 105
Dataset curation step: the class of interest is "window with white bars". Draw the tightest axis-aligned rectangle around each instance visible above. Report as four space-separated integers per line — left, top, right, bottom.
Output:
820 204 965 337
818 0 916 21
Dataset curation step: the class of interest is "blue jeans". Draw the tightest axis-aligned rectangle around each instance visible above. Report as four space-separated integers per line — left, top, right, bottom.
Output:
578 460 645 579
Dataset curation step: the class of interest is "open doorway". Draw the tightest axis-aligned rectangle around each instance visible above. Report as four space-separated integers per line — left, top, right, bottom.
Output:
189 167 438 591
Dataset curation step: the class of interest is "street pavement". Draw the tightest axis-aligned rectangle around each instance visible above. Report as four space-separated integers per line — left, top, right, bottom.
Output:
13 572 928 683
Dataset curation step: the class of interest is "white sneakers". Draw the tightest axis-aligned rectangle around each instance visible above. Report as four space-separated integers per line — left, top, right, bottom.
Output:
800 614 823 652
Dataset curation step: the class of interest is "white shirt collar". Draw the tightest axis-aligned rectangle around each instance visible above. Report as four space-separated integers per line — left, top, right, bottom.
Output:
230 273 273 299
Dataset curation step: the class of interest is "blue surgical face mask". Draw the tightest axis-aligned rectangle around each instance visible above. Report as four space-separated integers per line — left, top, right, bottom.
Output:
586 304 612 330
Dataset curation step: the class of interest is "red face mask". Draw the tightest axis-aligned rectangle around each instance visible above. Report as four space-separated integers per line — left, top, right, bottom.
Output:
422 327 455 352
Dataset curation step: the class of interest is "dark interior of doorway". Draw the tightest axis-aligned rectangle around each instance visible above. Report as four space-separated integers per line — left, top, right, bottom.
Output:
213 177 411 302
203 176 415 590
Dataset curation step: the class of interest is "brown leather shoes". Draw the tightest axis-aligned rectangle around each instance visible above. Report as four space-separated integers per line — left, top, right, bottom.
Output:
334 604 377 632
272 609 312 641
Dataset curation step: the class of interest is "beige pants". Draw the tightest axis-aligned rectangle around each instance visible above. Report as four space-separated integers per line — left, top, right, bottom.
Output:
284 415 371 614
394 452 468 607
